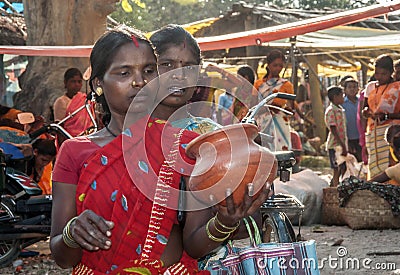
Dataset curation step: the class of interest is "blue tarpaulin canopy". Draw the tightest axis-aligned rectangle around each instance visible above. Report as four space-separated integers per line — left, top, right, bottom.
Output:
0 1 23 13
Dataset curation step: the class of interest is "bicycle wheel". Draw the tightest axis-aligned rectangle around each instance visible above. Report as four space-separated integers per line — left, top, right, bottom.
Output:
0 198 22 267
262 211 296 243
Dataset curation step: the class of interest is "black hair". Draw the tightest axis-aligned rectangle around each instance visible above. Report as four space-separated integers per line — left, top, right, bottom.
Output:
339 75 354 87
375 54 394 73
32 138 57 156
266 49 286 65
237 65 256 85
368 75 376 82
327 86 343 102
393 136 400 151
385 125 400 144
342 78 358 89
262 50 285 79
262 67 270 80
394 59 400 69
0 105 12 116
150 24 201 65
89 25 155 125
64 68 82 82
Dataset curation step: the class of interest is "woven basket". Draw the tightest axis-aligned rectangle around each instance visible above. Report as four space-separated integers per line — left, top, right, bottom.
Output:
321 187 346 225
341 189 400 230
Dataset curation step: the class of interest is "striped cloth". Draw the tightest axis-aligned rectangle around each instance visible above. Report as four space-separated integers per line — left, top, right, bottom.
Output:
366 123 390 179
204 218 319 275
206 240 319 275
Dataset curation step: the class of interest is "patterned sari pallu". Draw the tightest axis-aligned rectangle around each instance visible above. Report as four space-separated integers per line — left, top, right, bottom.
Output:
206 218 320 275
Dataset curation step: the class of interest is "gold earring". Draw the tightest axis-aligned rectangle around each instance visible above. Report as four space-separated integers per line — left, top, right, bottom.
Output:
132 81 136 87
144 79 148 84
95 87 103 96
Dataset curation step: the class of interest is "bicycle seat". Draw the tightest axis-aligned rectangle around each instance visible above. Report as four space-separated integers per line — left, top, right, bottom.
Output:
273 151 295 163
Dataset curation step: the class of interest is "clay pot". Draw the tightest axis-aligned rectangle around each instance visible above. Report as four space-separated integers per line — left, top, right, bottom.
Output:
186 123 276 206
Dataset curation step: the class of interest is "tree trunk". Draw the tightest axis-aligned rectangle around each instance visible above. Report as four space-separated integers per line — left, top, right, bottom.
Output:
308 55 326 141
14 0 118 119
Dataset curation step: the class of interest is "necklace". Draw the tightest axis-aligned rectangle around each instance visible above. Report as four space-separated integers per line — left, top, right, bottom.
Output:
105 124 118 137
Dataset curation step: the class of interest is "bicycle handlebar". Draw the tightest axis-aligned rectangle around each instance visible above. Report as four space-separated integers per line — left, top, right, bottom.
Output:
241 92 297 182
29 123 73 141
241 92 296 124
274 92 297 101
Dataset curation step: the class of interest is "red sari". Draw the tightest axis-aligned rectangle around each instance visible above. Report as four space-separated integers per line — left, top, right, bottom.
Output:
73 116 208 275
64 92 95 137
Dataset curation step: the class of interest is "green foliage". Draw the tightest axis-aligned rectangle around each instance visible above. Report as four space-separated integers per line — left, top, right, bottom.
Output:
110 0 378 32
110 0 266 32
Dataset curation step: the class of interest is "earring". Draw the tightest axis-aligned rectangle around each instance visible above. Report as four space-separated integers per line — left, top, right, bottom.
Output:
144 79 148 84
95 87 103 96
132 81 136 87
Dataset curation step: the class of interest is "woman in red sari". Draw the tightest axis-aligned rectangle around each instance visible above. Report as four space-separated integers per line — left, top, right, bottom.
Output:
50 25 205 274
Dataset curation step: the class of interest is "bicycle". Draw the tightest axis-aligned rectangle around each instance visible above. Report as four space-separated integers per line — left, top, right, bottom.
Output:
241 92 305 243
56 91 98 134
51 92 98 145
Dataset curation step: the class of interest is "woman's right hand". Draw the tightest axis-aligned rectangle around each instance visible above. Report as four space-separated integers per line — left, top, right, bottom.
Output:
214 181 273 227
70 210 114 251
214 160 277 227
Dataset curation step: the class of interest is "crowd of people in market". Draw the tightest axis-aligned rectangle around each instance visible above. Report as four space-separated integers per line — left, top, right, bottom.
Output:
325 54 400 186
1 22 400 274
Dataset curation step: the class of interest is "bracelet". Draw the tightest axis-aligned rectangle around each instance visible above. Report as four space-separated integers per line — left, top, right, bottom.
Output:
205 218 230 242
212 217 236 234
215 213 240 231
62 217 80 248
212 217 238 234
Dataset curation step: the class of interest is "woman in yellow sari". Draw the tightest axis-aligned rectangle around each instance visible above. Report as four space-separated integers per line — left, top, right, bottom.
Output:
362 54 400 179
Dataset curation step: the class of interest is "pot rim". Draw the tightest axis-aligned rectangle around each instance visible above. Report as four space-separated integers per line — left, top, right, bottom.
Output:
185 123 258 157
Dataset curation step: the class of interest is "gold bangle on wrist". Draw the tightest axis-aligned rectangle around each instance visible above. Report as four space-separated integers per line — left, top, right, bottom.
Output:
206 217 230 242
212 217 237 234
62 217 80 248
215 213 240 231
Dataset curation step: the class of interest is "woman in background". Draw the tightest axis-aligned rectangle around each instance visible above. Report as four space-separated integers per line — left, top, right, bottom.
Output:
256 50 294 151
362 54 400 179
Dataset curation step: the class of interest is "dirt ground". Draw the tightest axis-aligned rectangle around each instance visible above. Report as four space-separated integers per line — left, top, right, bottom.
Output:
0 225 399 274
302 225 400 275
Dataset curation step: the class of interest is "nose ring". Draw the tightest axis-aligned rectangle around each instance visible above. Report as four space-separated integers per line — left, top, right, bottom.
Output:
132 80 148 87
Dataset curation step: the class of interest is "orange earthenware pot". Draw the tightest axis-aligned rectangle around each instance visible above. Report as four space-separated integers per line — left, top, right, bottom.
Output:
186 123 276 206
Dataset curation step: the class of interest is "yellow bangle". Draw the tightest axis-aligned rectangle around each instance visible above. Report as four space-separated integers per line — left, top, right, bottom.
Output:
206 218 230 242
62 217 79 248
212 217 237 234
215 213 240 231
